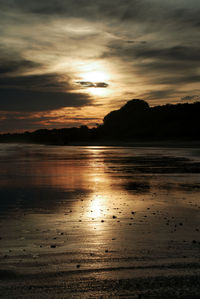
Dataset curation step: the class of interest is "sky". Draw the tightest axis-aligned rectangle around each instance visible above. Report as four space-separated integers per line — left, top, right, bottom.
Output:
0 0 200 132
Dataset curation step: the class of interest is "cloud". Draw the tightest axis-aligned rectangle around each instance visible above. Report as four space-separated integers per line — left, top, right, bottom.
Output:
103 41 200 94
134 46 200 62
0 88 91 112
0 59 41 76
0 73 70 91
0 106 102 133
0 112 99 132
181 95 200 101
0 72 92 112
141 89 177 101
76 81 109 88
2 0 199 36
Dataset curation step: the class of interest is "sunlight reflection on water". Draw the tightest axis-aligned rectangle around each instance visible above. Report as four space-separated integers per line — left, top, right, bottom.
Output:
1 144 200 297
0 144 200 259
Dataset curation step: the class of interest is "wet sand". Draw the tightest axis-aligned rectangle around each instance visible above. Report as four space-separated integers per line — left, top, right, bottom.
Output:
0 144 200 298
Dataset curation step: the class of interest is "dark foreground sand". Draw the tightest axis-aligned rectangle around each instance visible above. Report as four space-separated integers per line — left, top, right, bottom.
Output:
0 144 200 298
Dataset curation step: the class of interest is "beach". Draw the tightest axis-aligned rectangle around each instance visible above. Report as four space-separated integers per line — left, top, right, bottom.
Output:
0 144 200 298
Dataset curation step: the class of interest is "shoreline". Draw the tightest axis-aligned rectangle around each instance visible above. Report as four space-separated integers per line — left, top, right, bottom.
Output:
0 140 200 148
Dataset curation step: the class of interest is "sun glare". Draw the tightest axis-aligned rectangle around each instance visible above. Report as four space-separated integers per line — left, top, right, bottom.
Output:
74 62 112 96
89 87 109 96
82 71 109 82
79 70 110 96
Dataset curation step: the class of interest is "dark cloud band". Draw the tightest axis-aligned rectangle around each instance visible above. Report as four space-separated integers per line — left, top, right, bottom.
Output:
76 81 109 88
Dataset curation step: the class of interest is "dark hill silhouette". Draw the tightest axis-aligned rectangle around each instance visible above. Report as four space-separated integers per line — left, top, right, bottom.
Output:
103 99 150 138
102 99 200 140
0 99 200 144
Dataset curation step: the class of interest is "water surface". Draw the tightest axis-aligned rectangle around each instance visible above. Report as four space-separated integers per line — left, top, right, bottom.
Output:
0 144 200 298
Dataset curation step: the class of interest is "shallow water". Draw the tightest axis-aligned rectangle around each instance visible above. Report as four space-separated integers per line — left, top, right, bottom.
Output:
0 144 200 298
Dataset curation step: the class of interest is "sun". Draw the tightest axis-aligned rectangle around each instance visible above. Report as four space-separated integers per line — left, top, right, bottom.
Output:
89 87 109 96
77 70 110 96
82 71 109 82
75 62 112 96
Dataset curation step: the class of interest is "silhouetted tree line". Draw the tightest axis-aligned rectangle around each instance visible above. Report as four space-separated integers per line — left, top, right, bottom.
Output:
0 99 200 144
